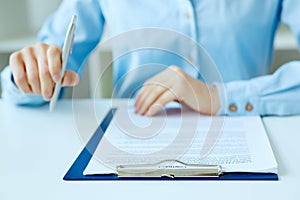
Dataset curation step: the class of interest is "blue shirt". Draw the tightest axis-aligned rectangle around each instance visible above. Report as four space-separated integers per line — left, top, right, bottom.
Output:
1 0 300 116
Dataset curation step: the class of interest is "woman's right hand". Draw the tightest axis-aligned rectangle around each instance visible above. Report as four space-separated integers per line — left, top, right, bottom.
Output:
9 42 79 101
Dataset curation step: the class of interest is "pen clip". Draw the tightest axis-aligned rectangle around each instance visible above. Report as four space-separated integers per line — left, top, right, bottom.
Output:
116 159 222 178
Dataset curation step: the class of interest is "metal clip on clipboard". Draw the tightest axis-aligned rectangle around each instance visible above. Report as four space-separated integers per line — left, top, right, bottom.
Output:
116 160 222 178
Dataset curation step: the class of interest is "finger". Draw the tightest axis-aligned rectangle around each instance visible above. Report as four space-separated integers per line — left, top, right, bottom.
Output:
135 79 169 113
135 66 184 114
135 70 168 110
47 45 62 83
134 85 148 110
137 83 168 115
62 70 79 87
135 84 160 114
9 52 32 94
147 90 176 116
22 50 41 94
37 55 54 101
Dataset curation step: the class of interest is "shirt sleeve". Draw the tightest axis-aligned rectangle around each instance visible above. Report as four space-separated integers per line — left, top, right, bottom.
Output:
1 66 46 106
0 0 105 106
216 0 300 116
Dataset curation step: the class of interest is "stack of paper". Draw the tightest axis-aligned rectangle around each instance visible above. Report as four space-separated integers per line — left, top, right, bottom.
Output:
84 107 278 176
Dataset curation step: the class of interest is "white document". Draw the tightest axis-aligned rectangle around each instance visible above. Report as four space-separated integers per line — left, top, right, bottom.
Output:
84 106 278 175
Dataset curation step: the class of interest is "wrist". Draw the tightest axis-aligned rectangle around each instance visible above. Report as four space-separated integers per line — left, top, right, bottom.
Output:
210 86 221 115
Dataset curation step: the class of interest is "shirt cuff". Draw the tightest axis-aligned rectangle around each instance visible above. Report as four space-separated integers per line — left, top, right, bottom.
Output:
1 66 46 106
214 80 259 116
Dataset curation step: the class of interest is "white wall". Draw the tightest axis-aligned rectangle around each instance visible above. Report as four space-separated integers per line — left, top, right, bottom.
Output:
0 0 61 39
0 0 28 40
26 0 62 33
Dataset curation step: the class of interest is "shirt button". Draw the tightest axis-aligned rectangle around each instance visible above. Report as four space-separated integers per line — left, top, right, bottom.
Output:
229 104 238 112
188 56 193 62
245 103 253 112
185 12 191 19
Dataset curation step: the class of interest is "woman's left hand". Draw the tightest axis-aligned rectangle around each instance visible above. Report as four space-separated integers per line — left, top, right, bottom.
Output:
134 66 220 116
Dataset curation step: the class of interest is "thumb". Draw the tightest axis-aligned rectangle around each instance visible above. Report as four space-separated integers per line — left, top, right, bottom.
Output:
62 70 79 87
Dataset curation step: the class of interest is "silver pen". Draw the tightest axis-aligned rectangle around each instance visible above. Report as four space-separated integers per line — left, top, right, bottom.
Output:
49 15 77 112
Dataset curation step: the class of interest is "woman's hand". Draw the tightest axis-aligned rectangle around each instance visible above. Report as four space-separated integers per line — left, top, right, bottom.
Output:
134 66 220 116
9 42 79 101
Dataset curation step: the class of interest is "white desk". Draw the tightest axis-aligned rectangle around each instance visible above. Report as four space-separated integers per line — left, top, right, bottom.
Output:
0 99 299 200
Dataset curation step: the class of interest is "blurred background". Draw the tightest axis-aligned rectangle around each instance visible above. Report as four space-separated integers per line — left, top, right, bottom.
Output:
0 0 299 99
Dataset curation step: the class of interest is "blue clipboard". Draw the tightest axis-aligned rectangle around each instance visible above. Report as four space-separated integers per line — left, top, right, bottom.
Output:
63 109 278 181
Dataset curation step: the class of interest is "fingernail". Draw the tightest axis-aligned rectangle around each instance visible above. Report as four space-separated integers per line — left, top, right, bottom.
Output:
44 96 51 101
63 75 71 86
146 110 152 117
134 106 139 113
137 109 144 115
